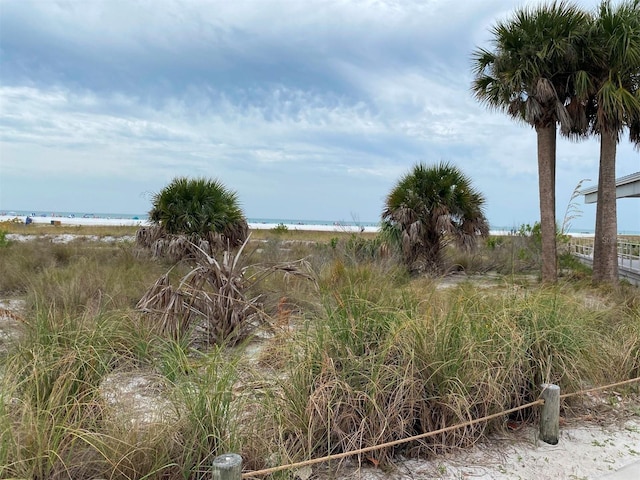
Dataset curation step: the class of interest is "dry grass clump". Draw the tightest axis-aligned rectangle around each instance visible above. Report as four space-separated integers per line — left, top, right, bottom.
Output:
260 267 640 471
137 239 317 347
0 307 244 479
0 221 139 237
248 228 379 243
1 233 639 478
0 237 165 304
442 234 545 275
0 310 146 478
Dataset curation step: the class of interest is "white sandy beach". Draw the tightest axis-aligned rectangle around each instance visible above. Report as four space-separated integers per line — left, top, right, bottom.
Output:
1 214 592 237
0 214 383 233
0 214 148 228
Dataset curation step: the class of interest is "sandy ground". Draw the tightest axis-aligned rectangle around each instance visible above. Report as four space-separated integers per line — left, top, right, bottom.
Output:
0 214 380 232
1 214 550 235
0 213 148 228
2 214 604 239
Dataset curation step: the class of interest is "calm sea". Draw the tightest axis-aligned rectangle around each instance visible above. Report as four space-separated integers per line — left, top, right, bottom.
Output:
4 209 639 235
2 210 148 221
1 210 380 228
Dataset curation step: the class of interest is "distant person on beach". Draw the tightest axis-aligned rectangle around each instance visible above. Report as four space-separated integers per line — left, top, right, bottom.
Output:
25 216 33 225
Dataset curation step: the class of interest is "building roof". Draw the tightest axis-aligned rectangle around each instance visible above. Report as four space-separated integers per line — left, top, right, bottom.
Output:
580 172 640 204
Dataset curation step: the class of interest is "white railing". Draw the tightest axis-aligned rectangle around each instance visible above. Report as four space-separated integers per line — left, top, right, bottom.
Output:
569 238 640 275
569 239 594 258
617 239 640 273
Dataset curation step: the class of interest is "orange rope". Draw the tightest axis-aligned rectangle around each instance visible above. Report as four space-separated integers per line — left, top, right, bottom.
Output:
559 376 640 399
242 398 544 478
242 375 640 478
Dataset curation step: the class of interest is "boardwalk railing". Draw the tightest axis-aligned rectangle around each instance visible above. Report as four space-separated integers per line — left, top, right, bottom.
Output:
568 237 640 284
617 239 640 272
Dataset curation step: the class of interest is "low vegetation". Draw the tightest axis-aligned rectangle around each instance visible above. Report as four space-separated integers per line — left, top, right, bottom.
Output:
0 227 639 479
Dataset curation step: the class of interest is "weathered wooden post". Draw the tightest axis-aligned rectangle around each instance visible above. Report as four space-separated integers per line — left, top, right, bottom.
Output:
211 453 242 480
539 383 560 445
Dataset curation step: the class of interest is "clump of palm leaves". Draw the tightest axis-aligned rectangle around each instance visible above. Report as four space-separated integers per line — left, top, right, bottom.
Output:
137 176 248 261
137 238 317 346
382 162 489 275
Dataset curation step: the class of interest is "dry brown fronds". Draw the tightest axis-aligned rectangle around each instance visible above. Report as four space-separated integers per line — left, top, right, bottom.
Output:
136 226 232 262
535 77 557 103
136 273 192 339
137 238 317 346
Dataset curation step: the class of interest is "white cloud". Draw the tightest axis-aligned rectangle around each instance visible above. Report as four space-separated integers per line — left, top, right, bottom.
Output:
0 0 637 231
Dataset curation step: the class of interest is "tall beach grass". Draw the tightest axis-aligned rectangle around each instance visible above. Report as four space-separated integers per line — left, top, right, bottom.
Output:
0 230 638 477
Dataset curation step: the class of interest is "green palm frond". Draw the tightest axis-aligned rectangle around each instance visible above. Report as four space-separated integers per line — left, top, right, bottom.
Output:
471 1 591 131
382 162 488 274
142 176 248 259
587 0 640 136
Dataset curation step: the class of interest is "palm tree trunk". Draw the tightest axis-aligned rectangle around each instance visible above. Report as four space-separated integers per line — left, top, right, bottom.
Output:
592 131 618 284
536 125 558 283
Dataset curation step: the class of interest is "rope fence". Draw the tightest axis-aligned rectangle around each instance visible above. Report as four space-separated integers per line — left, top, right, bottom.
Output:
211 376 640 479
559 376 640 400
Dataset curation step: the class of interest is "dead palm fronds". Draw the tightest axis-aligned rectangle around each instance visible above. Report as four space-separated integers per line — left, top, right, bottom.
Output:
136 226 233 262
135 273 191 340
137 237 317 346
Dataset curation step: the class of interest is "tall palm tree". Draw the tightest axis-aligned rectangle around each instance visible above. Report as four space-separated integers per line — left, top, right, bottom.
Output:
579 0 640 284
381 162 489 274
471 1 590 283
137 176 248 260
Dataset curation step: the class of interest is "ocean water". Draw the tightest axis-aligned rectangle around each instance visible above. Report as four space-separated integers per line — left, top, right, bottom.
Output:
0 210 381 228
3 209 638 235
1 209 148 220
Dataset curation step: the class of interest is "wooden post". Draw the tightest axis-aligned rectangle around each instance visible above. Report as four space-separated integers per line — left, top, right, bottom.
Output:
211 453 242 480
540 383 560 445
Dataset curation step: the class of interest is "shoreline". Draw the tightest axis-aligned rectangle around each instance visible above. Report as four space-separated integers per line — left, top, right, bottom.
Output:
0 214 605 237
0 214 381 233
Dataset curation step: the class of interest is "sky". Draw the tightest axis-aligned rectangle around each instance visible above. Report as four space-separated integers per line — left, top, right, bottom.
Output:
0 0 638 232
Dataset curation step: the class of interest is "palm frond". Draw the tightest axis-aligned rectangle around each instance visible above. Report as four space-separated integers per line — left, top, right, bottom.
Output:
382 163 488 274
139 176 248 260
471 1 591 130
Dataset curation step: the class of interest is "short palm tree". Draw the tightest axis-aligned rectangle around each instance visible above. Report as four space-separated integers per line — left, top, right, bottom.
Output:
381 162 489 274
471 1 591 283
137 176 248 260
578 0 640 284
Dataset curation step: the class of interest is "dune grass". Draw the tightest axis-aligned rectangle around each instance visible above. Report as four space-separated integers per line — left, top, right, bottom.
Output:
0 220 140 237
0 232 639 478
261 270 639 469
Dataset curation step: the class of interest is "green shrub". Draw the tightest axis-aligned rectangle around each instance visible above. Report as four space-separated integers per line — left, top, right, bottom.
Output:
271 223 289 234
3 230 640 477
137 176 248 260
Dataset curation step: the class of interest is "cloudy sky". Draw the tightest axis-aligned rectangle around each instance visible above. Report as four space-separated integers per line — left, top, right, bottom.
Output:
1 0 638 231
